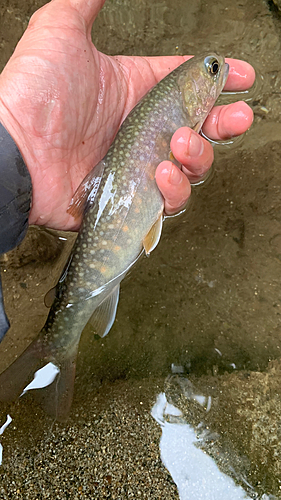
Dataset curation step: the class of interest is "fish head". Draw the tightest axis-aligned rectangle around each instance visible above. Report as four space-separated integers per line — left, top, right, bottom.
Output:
178 53 229 132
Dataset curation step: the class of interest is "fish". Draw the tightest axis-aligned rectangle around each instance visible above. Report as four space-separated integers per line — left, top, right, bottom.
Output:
0 54 229 419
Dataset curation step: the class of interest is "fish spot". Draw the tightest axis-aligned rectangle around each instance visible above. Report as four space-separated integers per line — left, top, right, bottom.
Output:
114 245 121 252
101 266 107 274
122 225 129 232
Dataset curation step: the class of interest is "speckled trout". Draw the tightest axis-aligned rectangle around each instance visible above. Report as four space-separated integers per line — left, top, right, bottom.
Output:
0 54 229 418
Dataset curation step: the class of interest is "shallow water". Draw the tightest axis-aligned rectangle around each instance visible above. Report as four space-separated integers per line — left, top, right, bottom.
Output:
1 0 281 498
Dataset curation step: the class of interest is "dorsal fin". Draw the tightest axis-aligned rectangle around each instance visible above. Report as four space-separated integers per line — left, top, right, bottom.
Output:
67 161 105 219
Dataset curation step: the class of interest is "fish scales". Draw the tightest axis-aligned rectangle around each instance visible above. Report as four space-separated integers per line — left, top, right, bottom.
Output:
0 54 229 418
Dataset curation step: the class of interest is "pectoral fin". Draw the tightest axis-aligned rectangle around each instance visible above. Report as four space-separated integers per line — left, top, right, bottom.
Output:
193 122 202 134
67 161 105 219
44 286 57 308
143 214 163 256
88 284 120 338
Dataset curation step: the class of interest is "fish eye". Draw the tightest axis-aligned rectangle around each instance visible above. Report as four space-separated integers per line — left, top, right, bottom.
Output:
204 57 220 76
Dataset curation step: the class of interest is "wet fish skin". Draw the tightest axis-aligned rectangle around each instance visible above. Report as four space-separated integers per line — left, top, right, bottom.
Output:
0 54 228 419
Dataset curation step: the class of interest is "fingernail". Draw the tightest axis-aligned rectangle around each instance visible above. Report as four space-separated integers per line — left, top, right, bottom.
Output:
189 132 204 157
169 165 182 185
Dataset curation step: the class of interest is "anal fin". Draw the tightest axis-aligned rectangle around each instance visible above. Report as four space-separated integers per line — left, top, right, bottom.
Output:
88 284 120 338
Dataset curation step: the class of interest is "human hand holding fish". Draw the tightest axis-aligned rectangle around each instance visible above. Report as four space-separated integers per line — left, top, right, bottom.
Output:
0 0 255 232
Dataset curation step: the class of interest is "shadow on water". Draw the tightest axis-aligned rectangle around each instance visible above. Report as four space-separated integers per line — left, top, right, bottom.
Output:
1 0 281 498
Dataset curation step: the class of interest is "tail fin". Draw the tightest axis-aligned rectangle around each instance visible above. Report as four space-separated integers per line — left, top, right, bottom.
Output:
0 339 42 401
0 336 78 421
33 354 77 421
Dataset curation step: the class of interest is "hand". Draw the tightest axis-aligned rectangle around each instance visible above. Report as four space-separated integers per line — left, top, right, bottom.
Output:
0 0 255 231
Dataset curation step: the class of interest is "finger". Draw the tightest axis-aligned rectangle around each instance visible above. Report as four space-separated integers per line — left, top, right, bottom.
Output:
224 58 255 91
155 161 191 216
202 101 254 141
170 128 214 182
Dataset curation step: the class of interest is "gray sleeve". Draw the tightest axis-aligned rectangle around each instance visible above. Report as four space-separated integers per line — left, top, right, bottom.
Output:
0 121 32 254
0 121 32 340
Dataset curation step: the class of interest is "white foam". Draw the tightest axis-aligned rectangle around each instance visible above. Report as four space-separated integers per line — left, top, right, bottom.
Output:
0 414 12 466
20 362 60 396
151 393 252 500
